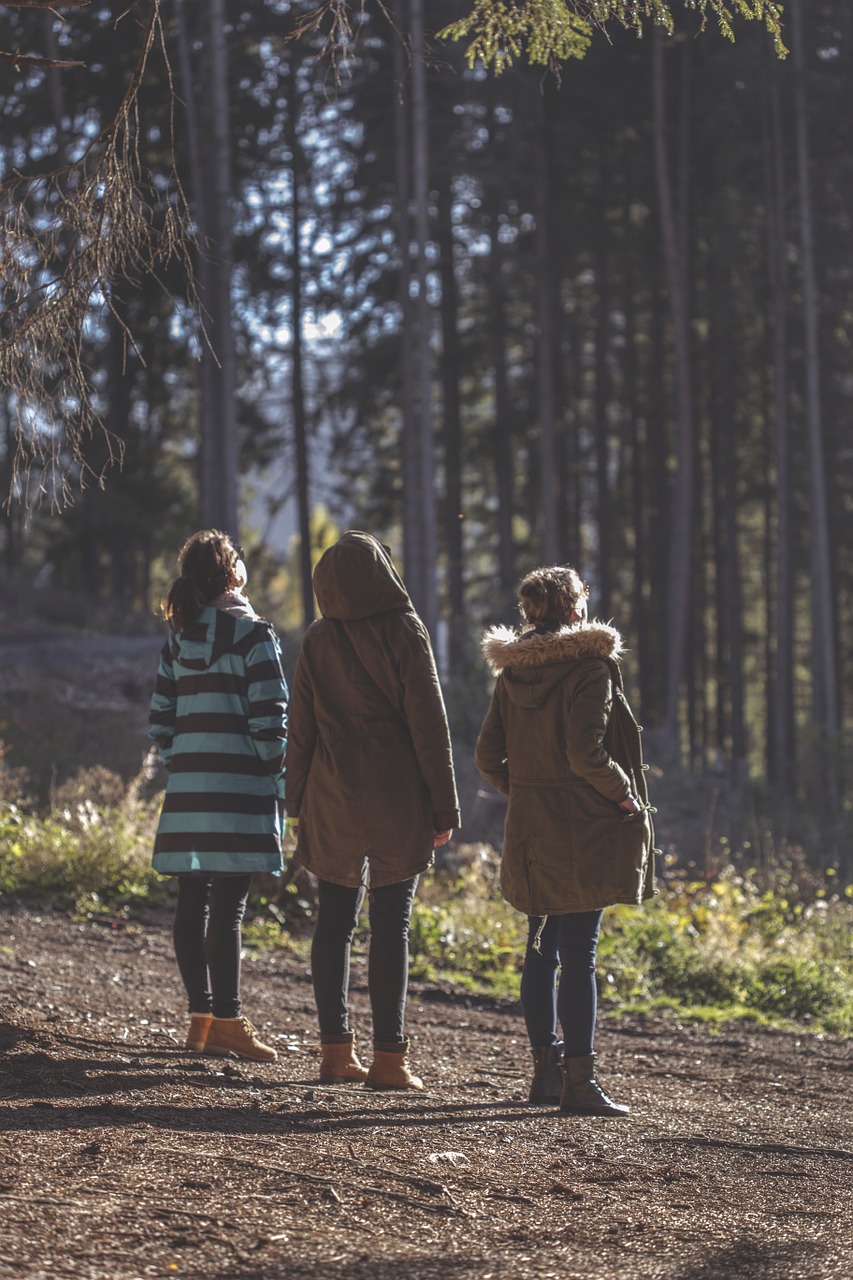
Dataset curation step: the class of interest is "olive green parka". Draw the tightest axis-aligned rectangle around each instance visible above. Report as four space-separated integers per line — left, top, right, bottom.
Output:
285 532 460 888
475 622 655 916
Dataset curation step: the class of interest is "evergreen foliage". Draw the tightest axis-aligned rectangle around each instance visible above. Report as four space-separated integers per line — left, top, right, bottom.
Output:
439 1 786 71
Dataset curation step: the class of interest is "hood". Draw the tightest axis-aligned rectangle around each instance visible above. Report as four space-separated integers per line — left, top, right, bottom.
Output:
481 621 624 709
169 605 252 670
211 590 258 621
313 531 411 621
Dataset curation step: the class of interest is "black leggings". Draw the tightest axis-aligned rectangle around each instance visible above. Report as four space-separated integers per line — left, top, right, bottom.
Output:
520 910 604 1058
172 873 252 1019
311 876 418 1044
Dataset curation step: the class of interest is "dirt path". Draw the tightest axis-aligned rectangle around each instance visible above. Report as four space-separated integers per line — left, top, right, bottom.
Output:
1 903 850 1280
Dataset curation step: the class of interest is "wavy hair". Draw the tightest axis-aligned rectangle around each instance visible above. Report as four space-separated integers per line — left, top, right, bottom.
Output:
162 529 240 633
517 565 590 632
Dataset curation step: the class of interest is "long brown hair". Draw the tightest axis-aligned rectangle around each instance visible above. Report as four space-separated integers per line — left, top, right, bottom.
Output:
162 529 239 633
517 565 589 632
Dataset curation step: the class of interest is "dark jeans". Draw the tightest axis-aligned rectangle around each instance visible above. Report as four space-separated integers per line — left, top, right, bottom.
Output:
520 910 604 1059
312 876 419 1044
173 873 252 1019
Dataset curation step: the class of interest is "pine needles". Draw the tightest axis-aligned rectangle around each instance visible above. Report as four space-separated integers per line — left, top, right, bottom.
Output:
0 0 198 511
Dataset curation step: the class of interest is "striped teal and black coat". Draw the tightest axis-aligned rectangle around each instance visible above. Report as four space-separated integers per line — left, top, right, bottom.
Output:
149 605 289 875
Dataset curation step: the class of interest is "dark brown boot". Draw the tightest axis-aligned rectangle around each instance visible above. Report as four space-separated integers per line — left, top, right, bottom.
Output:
528 1044 562 1104
560 1053 629 1117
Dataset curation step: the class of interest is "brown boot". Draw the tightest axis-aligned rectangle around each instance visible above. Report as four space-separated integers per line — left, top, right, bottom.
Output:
365 1039 423 1091
528 1043 562 1104
320 1033 368 1083
185 1013 213 1053
560 1053 629 1117
204 1016 278 1063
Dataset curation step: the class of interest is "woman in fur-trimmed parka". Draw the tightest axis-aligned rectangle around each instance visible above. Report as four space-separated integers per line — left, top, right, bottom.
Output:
475 564 655 1117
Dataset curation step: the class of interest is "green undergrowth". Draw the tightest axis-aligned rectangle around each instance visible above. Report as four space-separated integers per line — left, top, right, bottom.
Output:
408 847 853 1035
1 767 850 1035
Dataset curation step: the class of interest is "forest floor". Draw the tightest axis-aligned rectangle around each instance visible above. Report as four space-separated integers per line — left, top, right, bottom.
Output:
0 904 851 1280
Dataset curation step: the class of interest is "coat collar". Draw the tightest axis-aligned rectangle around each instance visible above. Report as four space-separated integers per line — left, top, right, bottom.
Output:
481 621 624 675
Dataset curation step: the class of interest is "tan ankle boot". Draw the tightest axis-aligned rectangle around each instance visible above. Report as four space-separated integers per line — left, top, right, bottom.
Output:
185 1013 213 1053
205 1017 278 1063
365 1040 423 1091
319 1033 368 1083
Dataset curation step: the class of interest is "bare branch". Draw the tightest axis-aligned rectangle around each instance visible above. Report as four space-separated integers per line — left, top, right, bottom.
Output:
0 0 200 511
0 49 84 68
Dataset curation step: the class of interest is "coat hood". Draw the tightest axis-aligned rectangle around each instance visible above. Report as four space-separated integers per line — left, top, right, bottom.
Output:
481 621 624 709
313 531 412 621
169 604 260 670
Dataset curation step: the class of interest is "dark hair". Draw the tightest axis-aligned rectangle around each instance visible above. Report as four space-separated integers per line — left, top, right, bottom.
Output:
162 529 239 632
517 564 590 632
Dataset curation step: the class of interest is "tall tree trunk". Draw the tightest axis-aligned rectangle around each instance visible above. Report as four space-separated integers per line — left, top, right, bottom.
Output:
204 0 239 534
285 90 314 630
487 96 515 606
535 87 559 564
790 0 840 809
766 60 794 793
391 1 419 603
409 0 438 640
175 0 215 525
437 183 465 670
652 28 694 755
594 143 612 617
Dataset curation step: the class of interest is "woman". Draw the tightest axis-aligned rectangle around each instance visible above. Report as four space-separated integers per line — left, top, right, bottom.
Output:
285 531 460 1090
475 565 655 1116
149 530 288 1062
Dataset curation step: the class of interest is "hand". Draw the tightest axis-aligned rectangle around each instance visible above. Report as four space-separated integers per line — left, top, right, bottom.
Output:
619 795 642 814
433 830 452 847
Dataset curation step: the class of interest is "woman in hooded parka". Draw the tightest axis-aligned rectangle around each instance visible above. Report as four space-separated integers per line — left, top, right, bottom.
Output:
475 565 655 1116
149 530 289 1063
285 531 460 1090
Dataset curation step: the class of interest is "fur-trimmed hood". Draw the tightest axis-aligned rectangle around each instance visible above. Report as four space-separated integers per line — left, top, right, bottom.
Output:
482 621 623 675
481 622 623 710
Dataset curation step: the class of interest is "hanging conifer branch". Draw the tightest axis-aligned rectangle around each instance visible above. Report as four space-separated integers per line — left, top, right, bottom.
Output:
0 0 198 511
438 1 786 72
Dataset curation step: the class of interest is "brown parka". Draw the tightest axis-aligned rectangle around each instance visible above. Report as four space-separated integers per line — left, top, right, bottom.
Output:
285 532 460 888
475 622 656 916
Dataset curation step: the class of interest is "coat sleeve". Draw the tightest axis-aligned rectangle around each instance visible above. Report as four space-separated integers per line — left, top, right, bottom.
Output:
564 659 632 802
148 642 176 767
474 684 510 796
283 645 317 818
246 625 289 777
398 618 461 831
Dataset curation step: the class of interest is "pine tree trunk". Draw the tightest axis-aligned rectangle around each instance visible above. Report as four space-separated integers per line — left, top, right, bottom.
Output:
766 59 794 792
175 0 216 528
437 184 465 670
535 87 559 564
204 0 239 535
285 89 314 630
790 0 840 809
391 2 420 604
594 141 612 618
409 0 438 640
487 97 515 606
653 28 694 756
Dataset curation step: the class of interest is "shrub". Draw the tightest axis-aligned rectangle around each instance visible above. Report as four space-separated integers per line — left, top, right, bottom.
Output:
0 768 164 912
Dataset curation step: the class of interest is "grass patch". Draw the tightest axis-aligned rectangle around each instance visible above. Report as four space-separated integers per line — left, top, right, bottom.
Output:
1 771 850 1035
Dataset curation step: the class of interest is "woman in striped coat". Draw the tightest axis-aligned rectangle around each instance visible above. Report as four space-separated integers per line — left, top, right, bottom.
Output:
149 530 288 1062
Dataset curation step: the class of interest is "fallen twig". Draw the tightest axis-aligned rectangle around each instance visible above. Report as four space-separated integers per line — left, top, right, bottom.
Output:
644 1137 853 1161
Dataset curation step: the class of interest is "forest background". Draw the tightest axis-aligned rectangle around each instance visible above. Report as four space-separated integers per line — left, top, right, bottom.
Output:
1 0 852 1010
